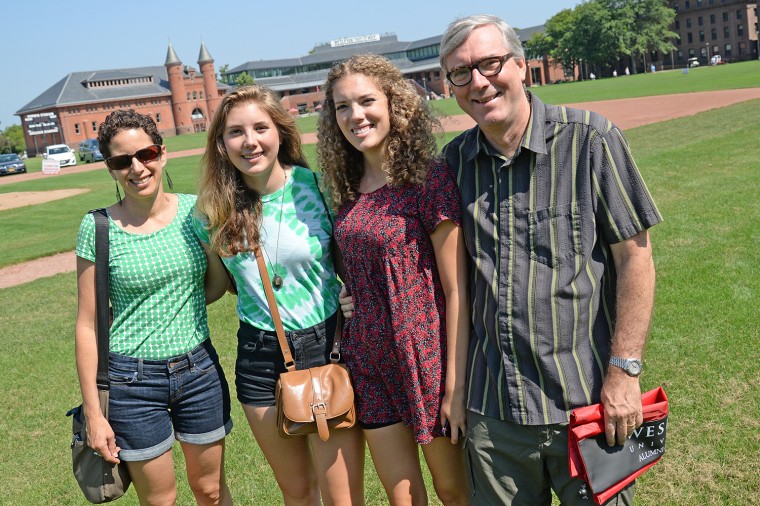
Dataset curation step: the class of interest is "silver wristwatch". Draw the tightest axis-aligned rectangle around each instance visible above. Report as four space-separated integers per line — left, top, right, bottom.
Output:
609 356 642 377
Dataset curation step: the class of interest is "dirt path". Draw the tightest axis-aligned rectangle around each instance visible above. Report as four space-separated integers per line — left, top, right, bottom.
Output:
1 88 758 288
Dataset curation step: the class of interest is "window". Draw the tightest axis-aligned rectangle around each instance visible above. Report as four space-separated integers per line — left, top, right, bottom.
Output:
700 46 707 57
725 43 732 56
156 113 161 123
677 49 684 60
710 14 716 23
685 0 690 8
674 2 679 11
676 20 681 29
199 92 203 99
688 32 694 43
738 24 744 36
75 124 80 134
697 0 702 5
699 30 705 41
724 26 730 38
712 28 718 40
92 121 97 132
698 16 703 26
723 12 728 22
736 9 742 19
688 48 696 57
187 93 191 101
687 18 692 28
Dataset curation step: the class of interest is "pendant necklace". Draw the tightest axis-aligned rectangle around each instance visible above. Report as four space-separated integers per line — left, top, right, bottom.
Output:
262 169 287 290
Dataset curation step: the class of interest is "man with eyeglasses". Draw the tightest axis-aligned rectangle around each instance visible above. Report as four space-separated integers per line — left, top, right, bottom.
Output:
439 14 662 505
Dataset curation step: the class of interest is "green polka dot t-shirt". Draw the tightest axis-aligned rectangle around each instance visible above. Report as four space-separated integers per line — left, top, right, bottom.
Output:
76 193 209 359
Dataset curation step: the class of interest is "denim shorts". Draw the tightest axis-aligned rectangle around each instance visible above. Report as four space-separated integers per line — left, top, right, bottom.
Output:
108 339 232 462
235 313 337 407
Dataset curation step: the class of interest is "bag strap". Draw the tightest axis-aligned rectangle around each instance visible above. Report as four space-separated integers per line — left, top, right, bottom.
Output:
254 247 296 371
253 171 344 371
91 208 110 391
310 171 344 363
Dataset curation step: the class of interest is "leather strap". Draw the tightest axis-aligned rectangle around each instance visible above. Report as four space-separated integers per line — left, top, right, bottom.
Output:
92 208 110 391
311 371 329 441
254 247 296 371
253 244 343 371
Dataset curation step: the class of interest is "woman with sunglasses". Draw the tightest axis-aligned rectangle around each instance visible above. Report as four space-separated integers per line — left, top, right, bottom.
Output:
193 85 365 505
317 54 470 505
74 109 233 505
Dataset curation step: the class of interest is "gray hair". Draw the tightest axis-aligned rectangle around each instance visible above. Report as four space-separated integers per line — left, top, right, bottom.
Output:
439 14 525 73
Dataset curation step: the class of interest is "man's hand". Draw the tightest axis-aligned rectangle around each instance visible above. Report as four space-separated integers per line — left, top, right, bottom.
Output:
600 368 643 446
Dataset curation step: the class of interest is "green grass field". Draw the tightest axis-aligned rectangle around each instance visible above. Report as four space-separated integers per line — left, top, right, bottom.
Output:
0 71 758 503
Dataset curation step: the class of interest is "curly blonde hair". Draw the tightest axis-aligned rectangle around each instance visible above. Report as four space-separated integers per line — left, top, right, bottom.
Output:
196 85 308 256
317 54 440 209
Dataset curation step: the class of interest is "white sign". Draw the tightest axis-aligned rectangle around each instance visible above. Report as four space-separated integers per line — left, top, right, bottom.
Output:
330 34 380 47
42 159 61 175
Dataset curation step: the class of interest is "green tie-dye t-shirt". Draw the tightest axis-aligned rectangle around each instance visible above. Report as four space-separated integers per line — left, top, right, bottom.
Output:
193 166 340 331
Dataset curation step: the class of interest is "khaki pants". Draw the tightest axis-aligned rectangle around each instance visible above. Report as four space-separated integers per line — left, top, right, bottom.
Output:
464 411 634 506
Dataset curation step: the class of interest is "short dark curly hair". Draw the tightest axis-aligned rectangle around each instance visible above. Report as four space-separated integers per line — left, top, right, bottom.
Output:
97 109 162 158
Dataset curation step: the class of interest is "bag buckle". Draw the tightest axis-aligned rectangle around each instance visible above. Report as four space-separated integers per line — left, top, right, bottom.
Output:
311 401 328 414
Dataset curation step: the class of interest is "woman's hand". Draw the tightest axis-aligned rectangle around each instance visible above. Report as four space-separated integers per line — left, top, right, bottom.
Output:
338 284 355 319
85 413 122 464
440 389 466 445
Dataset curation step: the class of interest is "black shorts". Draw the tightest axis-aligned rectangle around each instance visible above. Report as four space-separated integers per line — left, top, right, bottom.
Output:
235 313 337 406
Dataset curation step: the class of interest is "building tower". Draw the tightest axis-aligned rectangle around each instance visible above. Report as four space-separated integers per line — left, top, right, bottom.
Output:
198 42 222 119
165 43 193 135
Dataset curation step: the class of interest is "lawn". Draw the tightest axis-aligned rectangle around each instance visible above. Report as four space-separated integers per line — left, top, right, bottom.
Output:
0 98 758 504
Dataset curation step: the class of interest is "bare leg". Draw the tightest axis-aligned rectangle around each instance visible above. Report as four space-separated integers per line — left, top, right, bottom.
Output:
242 404 320 506
126 450 178 506
180 439 232 506
308 425 366 505
364 423 427 506
421 436 468 505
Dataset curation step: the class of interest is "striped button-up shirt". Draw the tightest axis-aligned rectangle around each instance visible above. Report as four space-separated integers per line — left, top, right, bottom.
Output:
442 92 662 425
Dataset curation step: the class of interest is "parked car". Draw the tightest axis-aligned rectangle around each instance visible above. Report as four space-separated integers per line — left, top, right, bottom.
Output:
0 153 27 176
78 139 104 163
687 57 700 68
44 144 77 167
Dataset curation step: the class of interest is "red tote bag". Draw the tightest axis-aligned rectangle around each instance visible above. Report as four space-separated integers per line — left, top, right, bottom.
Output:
568 386 669 504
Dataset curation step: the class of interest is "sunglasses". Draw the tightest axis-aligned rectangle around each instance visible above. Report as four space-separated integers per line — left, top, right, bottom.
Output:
105 144 162 171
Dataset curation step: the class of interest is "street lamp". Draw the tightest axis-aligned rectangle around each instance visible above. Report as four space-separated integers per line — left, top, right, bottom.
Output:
706 42 710 64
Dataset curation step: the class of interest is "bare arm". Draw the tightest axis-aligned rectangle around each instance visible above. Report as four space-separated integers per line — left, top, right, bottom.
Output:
601 230 656 446
201 241 231 304
430 219 470 444
75 257 121 464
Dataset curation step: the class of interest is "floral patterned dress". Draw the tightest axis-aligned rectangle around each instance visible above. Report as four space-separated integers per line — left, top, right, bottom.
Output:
334 162 461 444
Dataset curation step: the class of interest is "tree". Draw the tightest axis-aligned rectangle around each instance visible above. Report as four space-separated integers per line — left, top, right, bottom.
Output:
235 71 255 87
218 64 230 84
627 0 678 73
1 124 26 153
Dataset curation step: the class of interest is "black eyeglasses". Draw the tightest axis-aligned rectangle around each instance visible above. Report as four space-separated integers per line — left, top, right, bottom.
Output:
446 54 514 87
105 144 162 171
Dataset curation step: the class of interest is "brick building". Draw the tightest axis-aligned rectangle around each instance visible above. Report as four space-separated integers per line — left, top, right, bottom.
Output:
226 27 572 115
16 43 227 156
668 0 758 66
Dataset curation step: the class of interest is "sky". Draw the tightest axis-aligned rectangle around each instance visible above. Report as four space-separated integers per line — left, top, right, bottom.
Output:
1 0 581 130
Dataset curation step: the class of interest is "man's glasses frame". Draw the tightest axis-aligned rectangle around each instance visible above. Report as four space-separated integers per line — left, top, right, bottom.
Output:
105 144 162 171
446 53 514 87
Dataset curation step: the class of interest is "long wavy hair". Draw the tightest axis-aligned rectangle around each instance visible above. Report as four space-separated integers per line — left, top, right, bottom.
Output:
196 85 308 256
317 54 440 209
